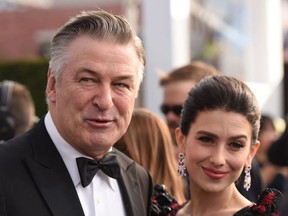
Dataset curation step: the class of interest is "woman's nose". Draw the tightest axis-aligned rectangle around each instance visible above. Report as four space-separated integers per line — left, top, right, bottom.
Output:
209 147 226 166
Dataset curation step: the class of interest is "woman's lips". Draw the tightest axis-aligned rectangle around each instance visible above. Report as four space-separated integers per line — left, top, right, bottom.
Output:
202 167 229 180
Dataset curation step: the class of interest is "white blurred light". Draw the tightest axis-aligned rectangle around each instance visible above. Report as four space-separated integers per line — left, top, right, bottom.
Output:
6 0 52 8
170 0 190 20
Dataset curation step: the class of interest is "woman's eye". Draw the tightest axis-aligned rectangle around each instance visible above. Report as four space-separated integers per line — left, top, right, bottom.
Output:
229 142 244 150
199 136 212 143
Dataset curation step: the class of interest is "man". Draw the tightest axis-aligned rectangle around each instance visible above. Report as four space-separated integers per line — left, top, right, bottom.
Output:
0 80 36 142
159 61 219 154
0 10 152 216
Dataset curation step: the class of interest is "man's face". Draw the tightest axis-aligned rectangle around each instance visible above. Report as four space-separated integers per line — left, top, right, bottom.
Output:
162 80 196 143
46 36 142 159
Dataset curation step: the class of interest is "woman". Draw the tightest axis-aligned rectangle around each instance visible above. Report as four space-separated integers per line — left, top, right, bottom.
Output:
152 75 282 216
114 108 186 203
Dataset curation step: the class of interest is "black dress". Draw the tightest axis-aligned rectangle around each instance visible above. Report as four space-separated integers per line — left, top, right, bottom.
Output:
151 184 283 216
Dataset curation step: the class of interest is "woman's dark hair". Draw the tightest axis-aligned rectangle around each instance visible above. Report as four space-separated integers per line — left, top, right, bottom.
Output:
180 75 260 144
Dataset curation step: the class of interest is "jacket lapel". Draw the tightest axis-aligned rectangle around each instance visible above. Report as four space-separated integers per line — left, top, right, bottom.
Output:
24 118 84 216
117 176 134 216
115 149 150 216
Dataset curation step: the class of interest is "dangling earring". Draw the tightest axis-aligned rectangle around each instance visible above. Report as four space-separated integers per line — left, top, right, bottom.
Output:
243 164 251 191
177 152 187 177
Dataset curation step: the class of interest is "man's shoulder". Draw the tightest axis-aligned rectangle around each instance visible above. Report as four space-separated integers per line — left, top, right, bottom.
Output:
114 148 137 166
113 148 149 175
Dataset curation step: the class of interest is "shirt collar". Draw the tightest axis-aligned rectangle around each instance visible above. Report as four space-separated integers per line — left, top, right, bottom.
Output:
44 112 117 190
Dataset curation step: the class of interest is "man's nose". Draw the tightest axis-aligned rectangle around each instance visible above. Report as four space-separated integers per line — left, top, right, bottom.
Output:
93 85 113 111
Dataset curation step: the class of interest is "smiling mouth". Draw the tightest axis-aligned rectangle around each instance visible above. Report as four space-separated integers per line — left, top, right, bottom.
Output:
202 167 228 180
95 119 110 123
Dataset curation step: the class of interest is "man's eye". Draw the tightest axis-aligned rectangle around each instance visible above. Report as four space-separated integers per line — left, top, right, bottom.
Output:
114 83 129 88
80 78 94 83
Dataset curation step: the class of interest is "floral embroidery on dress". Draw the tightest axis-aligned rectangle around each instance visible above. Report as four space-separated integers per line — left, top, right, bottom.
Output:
151 185 284 216
151 184 180 216
250 188 283 216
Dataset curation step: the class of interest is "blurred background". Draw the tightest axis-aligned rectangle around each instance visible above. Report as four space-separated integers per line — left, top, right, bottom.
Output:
0 0 287 122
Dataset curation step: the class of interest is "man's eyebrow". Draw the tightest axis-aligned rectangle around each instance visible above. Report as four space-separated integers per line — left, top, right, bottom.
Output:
76 67 97 75
115 75 135 80
75 68 136 81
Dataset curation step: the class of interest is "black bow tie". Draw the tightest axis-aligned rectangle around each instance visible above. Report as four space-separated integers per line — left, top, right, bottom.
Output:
76 152 120 187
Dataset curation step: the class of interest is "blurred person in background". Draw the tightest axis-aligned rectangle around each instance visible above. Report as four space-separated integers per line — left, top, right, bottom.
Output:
0 80 36 142
0 10 152 216
159 61 219 155
267 114 288 215
115 108 186 203
268 114 288 167
256 114 288 192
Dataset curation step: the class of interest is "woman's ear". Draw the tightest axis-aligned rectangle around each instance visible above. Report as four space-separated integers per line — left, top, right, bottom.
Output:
175 127 186 153
246 140 260 165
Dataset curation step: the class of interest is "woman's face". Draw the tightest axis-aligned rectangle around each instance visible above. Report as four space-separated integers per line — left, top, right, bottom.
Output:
176 109 259 193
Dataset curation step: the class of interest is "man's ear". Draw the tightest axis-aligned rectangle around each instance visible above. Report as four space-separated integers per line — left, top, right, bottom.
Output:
46 68 57 103
175 127 186 153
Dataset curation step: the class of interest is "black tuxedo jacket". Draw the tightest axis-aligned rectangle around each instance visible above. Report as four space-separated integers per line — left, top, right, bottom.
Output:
0 117 153 216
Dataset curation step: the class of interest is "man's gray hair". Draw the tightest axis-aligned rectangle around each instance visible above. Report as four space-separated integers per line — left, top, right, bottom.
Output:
49 10 145 84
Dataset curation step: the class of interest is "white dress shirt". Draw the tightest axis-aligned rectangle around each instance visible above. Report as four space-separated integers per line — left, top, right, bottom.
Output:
44 112 126 216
